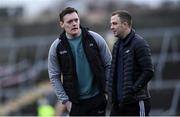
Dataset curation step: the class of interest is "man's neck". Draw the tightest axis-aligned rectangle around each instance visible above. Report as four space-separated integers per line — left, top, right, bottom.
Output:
122 28 131 39
66 29 82 39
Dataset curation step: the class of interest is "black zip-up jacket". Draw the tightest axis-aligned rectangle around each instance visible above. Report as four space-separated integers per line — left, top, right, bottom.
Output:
56 27 106 103
108 29 154 104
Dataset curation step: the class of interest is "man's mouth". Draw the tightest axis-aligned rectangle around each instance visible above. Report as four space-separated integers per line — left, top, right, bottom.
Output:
113 31 116 34
72 28 78 31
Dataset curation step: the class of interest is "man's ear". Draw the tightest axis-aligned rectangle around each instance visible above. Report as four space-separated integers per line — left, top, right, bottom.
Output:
59 21 64 28
122 22 129 29
122 21 127 26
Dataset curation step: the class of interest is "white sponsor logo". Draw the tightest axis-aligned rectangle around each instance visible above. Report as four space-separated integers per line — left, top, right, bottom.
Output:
59 50 67 54
89 43 94 46
125 49 130 53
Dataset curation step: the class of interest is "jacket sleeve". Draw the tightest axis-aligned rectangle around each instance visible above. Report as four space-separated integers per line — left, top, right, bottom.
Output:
132 38 154 93
48 39 69 103
89 31 112 93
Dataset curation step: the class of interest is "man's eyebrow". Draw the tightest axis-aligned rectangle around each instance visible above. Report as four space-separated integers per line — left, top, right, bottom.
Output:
67 18 78 23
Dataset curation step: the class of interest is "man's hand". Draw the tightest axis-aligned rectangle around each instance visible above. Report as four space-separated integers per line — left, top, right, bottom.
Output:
55 102 67 116
65 101 72 112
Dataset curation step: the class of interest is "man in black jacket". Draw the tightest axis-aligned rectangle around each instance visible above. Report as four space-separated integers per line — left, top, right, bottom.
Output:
108 10 154 116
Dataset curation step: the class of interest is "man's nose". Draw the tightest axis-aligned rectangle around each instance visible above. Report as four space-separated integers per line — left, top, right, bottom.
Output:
72 20 77 25
110 25 114 30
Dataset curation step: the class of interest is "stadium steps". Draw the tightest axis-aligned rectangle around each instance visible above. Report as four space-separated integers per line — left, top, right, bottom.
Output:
0 81 53 115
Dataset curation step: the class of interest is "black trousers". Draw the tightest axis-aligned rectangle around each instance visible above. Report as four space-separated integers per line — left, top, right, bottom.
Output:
110 99 151 116
70 94 107 116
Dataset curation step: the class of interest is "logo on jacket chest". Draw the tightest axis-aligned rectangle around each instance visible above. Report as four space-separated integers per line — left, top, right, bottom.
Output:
89 43 94 47
125 49 130 54
59 50 68 55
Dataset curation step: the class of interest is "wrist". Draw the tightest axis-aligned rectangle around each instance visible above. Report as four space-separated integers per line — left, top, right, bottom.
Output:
62 100 69 105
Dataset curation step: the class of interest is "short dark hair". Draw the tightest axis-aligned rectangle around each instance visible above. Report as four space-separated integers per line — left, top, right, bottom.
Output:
112 10 132 27
59 7 78 22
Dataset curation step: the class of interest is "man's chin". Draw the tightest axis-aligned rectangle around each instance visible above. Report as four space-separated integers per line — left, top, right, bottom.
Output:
114 34 118 37
71 32 79 37
72 30 80 35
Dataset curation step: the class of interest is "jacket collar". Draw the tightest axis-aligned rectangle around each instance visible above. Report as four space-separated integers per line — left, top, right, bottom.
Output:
118 29 135 46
